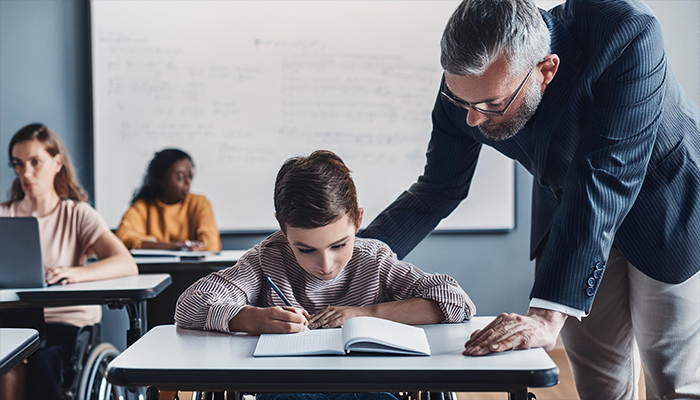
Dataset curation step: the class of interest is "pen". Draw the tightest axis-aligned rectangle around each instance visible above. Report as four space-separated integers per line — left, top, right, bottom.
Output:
265 275 293 307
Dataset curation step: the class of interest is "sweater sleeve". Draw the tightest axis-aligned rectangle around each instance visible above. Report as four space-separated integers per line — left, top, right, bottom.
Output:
376 244 476 323
193 195 221 251
115 200 150 249
175 247 264 333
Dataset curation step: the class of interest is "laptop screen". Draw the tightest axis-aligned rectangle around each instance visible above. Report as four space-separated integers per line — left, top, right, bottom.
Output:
0 217 46 289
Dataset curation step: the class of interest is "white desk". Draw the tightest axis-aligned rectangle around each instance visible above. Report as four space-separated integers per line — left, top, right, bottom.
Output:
0 328 40 376
107 318 558 399
0 274 171 346
132 250 245 271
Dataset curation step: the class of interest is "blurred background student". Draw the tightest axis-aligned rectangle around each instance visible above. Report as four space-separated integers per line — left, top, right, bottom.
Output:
116 148 221 251
0 123 138 399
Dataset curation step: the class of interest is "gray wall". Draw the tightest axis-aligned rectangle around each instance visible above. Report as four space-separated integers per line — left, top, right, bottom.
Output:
0 0 93 198
0 0 535 350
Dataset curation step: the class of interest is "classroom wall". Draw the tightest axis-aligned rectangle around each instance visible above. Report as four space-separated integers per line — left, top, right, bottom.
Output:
0 0 534 350
0 0 93 198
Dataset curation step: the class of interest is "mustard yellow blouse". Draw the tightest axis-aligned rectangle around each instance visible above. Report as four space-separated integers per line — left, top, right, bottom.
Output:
116 193 221 251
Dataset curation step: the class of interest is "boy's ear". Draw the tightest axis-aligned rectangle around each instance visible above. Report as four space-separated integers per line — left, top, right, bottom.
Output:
354 208 364 234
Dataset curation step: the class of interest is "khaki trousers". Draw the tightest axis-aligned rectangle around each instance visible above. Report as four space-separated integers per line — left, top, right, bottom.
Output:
560 247 700 400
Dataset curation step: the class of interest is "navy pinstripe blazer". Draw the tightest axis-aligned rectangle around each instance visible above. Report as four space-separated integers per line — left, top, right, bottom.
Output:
361 0 700 312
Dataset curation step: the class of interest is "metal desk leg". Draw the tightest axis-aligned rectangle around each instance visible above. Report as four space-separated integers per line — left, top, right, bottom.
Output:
508 388 535 400
105 301 149 400
146 386 160 400
125 301 148 347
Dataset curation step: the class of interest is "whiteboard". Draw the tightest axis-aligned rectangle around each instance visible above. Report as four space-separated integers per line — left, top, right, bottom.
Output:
90 0 699 232
90 0 514 231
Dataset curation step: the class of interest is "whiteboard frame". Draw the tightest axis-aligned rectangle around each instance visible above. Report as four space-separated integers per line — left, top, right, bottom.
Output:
88 0 517 233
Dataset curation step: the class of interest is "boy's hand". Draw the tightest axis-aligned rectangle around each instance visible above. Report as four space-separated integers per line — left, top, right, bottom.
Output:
280 306 310 321
230 306 309 335
308 306 368 329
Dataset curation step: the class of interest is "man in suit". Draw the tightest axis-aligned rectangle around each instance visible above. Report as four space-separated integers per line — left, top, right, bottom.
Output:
361 0 700 398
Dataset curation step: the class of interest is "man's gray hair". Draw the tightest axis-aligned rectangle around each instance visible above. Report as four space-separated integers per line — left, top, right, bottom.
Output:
441 0 551 77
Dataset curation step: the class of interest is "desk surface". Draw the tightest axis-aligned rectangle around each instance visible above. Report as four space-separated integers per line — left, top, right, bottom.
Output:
0 328 40 376
107 318 559 392
0 274 172 308
135 250 244 273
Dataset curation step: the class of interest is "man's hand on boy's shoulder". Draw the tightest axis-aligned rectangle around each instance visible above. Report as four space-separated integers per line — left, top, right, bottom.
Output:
308 306 369 329
228 305 309 335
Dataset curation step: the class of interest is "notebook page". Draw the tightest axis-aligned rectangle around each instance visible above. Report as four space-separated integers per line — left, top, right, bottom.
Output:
342 317 430 355
253 328 345 357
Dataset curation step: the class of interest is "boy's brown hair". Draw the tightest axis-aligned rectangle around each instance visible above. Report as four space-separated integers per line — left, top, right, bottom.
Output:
274 150 360 232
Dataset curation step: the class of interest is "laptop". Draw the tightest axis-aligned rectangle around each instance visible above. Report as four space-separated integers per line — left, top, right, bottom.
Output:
0 217 47 289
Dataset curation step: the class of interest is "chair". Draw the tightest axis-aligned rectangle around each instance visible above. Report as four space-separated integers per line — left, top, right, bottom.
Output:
60 323 125 400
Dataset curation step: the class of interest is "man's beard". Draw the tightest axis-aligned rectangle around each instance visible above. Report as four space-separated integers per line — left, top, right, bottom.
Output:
478 80 542 141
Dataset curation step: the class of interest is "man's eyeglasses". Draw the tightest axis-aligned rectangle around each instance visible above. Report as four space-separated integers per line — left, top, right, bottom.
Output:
440 67 535 117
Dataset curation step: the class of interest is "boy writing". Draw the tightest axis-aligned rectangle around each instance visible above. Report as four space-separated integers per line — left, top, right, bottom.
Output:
176 150 476 399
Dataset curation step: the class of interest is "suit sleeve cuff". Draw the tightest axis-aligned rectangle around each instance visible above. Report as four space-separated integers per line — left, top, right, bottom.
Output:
530 298 587 321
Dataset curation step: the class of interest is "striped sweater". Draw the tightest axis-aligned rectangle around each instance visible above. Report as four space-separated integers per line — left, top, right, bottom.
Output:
175 231 475 333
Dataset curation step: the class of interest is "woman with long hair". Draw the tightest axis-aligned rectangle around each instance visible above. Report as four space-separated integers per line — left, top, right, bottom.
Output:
0 123 138 399
116 148 221 251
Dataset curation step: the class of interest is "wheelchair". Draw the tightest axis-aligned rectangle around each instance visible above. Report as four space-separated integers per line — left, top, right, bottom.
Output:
60 323 125 400
0 309 125 400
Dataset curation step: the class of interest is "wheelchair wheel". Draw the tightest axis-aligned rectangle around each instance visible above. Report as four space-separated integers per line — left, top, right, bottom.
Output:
76 342 124 400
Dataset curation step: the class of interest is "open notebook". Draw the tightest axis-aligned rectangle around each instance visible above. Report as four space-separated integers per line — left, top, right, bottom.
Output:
253 316 430 357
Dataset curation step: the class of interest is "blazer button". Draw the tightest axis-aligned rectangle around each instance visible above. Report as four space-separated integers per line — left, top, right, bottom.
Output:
587 277 596 287
593 269 603 279
586 287 595 297
595 262 604 270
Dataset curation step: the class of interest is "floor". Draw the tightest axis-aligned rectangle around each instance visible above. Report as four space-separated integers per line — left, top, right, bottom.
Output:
457 348 647 400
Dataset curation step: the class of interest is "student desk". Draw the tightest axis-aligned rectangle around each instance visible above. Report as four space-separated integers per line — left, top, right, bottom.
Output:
135 251 244 329
107 317 559 400
0 328 40 376
0 274 171 346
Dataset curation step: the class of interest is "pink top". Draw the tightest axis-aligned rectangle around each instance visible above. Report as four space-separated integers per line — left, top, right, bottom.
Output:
2 199 110 326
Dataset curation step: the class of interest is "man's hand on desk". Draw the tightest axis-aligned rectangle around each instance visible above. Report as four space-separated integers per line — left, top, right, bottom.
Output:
229 306 309 334
463 308 567 356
